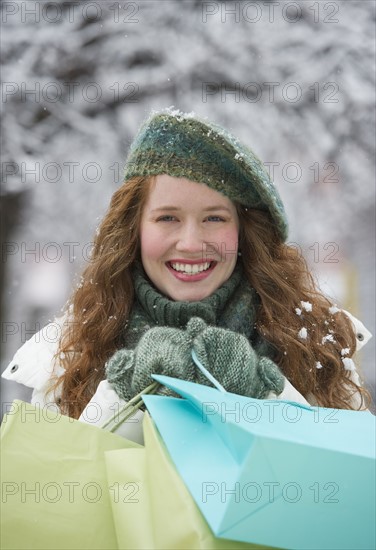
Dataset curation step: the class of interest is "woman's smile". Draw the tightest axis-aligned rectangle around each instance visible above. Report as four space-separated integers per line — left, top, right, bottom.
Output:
166 259 217 281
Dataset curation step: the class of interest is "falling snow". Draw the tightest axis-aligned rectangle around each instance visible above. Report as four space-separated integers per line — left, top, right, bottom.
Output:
342 358 356 371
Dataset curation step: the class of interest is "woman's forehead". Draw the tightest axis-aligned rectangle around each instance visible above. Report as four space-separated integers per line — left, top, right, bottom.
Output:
145 174 236 209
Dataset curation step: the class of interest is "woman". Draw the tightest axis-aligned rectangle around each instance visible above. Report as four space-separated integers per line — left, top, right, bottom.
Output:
3 109 372 442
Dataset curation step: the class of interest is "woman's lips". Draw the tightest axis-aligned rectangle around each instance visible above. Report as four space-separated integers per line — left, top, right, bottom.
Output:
166 260 217 282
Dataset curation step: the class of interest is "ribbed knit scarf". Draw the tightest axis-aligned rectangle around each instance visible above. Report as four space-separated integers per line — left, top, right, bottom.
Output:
106 263 285 401
122 263 260 349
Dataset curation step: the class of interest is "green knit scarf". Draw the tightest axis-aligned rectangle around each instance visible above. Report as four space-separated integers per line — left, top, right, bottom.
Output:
122 263 260 348
120 262 279 362
106 263 284 400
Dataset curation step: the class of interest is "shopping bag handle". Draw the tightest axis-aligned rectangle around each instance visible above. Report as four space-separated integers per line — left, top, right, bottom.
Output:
191 349 227 393
100 381 159 432
101 350 226 432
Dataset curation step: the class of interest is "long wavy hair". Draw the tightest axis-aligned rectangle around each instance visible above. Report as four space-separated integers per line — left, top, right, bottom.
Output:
52 176 370 417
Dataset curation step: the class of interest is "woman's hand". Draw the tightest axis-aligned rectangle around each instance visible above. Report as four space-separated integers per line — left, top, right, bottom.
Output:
105 317 285 402
190 318 285 399
105 325 197 401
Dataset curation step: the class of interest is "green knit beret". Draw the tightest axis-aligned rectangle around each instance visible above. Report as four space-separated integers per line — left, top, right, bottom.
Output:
124 108 288 241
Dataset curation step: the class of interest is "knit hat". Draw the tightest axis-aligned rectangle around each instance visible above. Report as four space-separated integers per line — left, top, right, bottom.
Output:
124 108 288 241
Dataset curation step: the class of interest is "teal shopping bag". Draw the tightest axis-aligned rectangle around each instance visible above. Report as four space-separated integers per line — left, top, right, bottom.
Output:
144 375 376 550
1 400 140 550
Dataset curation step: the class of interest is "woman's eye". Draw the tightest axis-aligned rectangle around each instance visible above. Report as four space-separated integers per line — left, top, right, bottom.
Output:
206 215 225 222
156 215 176 222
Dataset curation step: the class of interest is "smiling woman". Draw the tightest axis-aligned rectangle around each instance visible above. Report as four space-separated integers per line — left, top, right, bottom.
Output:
2 109 372 434
140 175 239 301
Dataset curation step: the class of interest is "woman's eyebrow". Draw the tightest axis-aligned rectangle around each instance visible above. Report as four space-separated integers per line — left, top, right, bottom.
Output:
203 206 232 212
150 206 180 212
150 205 232 212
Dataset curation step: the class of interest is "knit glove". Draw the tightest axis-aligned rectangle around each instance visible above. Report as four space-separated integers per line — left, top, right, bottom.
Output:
105 325 197 401
106 317 285 402
190 318 285 399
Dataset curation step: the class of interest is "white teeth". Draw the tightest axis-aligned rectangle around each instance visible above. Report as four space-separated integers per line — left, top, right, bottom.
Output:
170 262 211 275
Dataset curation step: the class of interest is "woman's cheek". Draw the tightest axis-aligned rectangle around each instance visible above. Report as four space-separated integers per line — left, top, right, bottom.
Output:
217 228 239 261
141 225 168 260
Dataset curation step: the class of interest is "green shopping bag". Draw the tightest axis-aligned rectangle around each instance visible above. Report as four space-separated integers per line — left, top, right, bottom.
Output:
1 400 140 550
104 412 273 550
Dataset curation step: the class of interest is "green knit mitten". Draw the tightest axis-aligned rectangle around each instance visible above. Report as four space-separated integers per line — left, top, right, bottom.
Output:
189 318 285 399
105 325 196 401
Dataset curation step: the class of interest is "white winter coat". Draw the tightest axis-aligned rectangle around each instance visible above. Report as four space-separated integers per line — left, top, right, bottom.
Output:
2 310 372 444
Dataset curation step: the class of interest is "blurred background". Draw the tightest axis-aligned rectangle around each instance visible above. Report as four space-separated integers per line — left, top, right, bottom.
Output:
1 0 375 409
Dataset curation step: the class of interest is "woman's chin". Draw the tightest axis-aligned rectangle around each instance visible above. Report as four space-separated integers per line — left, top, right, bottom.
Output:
164 281 215 302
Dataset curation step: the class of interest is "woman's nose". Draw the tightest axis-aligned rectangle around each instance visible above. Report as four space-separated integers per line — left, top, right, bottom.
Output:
175 223 204 254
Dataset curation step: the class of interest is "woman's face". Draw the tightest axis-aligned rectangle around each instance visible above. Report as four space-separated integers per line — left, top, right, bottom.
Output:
140 175 239 302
